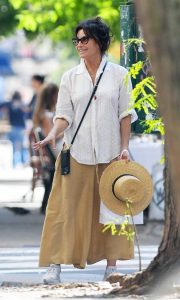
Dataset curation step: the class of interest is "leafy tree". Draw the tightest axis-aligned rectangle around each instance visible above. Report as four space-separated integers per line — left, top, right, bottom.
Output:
0 0 127 42
0 0 18 36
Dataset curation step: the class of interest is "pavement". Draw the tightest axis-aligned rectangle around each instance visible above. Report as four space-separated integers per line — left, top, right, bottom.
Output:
0 242 158 284
0 204 163 285
0 165 166 299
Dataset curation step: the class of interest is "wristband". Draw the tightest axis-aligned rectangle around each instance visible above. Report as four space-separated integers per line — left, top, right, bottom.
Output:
120 149 129 155
119 149 129 158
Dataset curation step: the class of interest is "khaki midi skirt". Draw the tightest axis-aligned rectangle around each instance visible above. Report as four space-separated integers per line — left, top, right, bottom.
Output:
39 155 134 269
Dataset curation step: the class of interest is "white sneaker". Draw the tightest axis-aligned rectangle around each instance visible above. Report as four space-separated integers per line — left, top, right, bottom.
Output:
103 266 119 281
43 264 61 284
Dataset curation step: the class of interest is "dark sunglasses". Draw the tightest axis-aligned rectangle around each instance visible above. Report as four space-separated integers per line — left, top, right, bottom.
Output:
72 36 90 46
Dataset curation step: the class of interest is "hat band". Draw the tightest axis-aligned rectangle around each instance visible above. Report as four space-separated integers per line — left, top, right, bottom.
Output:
112 174 135 201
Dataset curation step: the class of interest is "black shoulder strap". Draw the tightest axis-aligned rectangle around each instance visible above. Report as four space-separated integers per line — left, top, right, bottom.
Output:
70 61 107 146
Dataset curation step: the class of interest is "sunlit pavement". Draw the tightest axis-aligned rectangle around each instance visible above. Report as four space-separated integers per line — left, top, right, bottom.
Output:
0 204 161 286
0 245 158 285
0 166 43 208
0 165 162 286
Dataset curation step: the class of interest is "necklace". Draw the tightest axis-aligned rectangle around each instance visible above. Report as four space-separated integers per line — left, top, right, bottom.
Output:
89 73 96 84
90 73 96 78
87 68 97 77
86 66 97 82
85 58 101 78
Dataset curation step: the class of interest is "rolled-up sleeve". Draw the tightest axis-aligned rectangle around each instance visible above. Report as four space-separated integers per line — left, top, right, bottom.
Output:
53 72 74 129
118 71 138 123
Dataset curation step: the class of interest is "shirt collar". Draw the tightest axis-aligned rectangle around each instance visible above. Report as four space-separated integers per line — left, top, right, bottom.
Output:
76 55 109 75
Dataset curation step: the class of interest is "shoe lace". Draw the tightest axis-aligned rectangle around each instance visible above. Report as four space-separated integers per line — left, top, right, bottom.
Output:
105 267 117 275
47 264 59 274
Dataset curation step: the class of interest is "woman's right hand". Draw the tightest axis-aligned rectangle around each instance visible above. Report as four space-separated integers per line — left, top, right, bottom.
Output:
33 132 56 150
33 118 68 150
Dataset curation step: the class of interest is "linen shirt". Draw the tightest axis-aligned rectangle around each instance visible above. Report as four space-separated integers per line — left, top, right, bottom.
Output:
54 55 137 165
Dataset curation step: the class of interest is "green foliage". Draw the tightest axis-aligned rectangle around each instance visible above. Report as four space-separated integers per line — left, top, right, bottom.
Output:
142 119 164 135
1 0 122 42
128 61 144 79
0 0 18 36
102 219 135 242
102 198 135 243
124 38 145 54
131 77 157 112
121 36 164 135
128 61 164 135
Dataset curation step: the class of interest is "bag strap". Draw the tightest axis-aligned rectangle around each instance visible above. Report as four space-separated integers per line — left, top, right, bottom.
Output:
70 61 107 146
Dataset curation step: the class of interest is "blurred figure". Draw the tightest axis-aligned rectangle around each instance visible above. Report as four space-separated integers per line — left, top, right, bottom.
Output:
0 91 26 167
32 83 61 214
0 76 5 102
0 76 5 118
33 83 58 137
27 74 45 119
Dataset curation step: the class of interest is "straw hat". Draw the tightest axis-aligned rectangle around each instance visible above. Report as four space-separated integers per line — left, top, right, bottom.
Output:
99 160 153 216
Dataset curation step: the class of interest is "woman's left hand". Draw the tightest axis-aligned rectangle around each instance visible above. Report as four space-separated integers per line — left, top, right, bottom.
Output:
117 149 130 161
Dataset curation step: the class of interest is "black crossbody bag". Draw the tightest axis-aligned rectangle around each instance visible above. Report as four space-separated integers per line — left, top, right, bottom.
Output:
61 62 107 175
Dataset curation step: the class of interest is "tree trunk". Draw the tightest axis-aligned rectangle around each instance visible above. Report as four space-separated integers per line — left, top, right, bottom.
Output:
108 1 180 295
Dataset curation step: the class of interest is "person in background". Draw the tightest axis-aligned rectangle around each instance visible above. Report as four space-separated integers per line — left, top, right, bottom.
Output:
27 75 46 200
27 74 45 120
0 91 26 167
32 83 61 214
34 17 137 284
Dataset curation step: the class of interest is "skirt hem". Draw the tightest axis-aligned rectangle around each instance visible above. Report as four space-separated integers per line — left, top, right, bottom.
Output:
39 254 134 269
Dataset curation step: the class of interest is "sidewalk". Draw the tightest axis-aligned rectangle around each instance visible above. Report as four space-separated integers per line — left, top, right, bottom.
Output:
0 207 163 283
0 167 166 299
0 164 164 247
0 207 164 247
0 166 44 208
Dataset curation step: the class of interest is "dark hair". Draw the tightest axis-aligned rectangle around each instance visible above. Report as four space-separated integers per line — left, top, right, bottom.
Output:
33 83 58 127
32 74 45 84
12 91 22 101
75 17 112 55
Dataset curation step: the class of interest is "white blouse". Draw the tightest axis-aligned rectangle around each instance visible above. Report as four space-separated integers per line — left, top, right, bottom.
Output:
54 55 137 165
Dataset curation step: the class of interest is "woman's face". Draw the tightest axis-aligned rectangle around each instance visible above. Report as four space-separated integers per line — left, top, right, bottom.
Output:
75 29 101 59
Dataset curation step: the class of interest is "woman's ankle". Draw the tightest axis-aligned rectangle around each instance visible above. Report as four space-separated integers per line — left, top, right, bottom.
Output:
106 260 117 268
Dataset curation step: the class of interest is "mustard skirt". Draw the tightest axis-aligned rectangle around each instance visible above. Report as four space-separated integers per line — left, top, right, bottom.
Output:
39 155 134 268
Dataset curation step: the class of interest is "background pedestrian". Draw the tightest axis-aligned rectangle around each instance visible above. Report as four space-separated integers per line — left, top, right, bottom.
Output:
0 90 26 167
32 83 60 214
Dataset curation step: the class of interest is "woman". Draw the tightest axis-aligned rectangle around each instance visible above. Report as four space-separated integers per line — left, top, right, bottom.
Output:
34 17 137 283
33 83 58 136
27 74 45 119
32 83 59 214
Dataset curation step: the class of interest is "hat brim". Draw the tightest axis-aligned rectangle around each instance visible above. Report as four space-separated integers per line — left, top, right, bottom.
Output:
99 160 153 216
